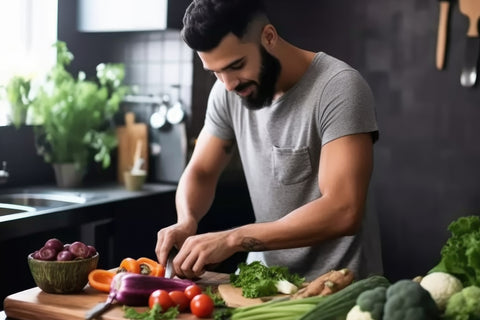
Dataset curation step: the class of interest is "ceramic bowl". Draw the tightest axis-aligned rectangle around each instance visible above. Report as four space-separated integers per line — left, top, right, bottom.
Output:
27 252 99 294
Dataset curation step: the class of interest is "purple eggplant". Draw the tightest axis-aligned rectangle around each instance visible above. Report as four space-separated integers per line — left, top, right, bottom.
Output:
110 272 196 306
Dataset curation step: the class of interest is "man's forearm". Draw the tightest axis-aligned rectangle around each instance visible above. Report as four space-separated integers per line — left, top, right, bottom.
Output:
175 167 218 229
227 194 364 253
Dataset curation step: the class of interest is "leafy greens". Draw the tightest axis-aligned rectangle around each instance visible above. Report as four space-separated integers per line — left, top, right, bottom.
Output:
429 215 480 287
230 261 305 298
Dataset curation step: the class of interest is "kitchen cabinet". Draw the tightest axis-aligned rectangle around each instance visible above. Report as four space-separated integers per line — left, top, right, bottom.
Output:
77 0 191 32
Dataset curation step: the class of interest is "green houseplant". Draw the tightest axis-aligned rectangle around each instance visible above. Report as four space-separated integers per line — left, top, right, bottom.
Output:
3 75 33 128
31 41 130 187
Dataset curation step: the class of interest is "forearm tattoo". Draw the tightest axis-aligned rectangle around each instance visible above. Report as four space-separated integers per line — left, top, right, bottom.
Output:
242 237 267 251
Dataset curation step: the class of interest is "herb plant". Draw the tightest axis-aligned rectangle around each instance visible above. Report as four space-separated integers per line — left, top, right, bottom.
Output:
3 75 33 128
31 41 130 170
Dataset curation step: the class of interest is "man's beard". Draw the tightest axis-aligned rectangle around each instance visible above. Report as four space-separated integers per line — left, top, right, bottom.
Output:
236 45 281 110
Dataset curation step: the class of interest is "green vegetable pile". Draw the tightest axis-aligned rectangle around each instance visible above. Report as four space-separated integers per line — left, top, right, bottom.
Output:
429 215 480 287
444 285 480 320
230 261 304 298
347 279 439 320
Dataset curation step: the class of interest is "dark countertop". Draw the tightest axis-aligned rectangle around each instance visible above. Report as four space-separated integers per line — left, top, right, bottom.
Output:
0 183 177 242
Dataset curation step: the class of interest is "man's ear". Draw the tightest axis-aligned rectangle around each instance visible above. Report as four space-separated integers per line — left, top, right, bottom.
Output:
261 24 278 49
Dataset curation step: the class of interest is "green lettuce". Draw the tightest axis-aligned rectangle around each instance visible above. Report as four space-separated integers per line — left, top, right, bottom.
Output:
429 215 480 287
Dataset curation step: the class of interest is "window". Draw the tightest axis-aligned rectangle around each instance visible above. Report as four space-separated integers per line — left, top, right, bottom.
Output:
0 0 57 126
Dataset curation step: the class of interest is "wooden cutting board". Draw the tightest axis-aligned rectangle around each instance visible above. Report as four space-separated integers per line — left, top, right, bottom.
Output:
116 112 148 184
217 283 289 308
3 272 229 320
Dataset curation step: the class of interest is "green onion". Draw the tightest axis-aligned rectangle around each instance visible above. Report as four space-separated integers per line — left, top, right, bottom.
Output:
226 295 324 320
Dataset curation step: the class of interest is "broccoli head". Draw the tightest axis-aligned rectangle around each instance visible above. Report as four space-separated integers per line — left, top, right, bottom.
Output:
444 285 480 320
383 280 439 320
356 286 387 320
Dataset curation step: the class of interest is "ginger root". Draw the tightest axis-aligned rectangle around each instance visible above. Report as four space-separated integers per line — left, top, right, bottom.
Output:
292 268 354 299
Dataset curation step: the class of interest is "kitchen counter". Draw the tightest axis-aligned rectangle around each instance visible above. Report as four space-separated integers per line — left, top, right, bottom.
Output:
3 272 230 320
0 183 177 242
0 182 179 306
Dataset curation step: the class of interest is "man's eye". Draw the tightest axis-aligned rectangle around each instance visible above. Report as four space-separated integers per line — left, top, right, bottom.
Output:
230 62 244 70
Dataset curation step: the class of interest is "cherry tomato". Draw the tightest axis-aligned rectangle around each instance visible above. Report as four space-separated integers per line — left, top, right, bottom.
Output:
148 289 174 311
168 290 190 312
184 284 202 300
190 293 214 318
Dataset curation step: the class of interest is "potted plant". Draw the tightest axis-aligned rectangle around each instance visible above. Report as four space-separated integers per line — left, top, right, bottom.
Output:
31 41 130 187
3 75 33 128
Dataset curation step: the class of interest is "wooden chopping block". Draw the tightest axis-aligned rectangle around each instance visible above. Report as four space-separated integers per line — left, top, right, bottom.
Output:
217 284 289 308
116 112 148 183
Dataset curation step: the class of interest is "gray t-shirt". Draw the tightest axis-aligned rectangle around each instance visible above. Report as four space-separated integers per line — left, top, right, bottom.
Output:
204 52 382 281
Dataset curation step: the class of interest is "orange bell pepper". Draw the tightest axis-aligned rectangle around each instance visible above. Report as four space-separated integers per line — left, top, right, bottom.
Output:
118 257 141 274
137 257 165 277
88 269 115 293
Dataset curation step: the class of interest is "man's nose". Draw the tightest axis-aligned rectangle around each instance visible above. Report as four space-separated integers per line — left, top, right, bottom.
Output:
218 73 239 92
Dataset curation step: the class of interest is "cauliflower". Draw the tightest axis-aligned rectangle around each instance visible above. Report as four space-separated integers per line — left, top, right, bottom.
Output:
346 286 387 320
346 305 375 320
444 285 480 320
384 279 439 320
420 272 463 310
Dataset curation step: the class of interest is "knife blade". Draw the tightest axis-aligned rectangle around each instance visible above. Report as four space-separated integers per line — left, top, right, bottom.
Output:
436 0 453 70
164 247 178 278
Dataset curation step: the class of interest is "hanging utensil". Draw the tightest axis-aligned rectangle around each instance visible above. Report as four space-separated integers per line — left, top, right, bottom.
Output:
149 95 170 129
436 0 453 70
166 84 186 125
166 100 185 125
459 0 480 87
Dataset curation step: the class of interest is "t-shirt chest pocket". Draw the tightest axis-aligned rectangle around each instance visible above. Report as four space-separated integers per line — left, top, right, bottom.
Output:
272 146 313 185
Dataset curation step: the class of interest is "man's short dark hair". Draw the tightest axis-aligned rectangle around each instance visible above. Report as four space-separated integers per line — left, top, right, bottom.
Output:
181 0 267 52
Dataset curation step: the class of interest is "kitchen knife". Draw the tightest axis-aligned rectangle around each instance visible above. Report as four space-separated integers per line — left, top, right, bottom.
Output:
85 291 115 320
459 0 480 87
436 0 453 70
164 247 178 278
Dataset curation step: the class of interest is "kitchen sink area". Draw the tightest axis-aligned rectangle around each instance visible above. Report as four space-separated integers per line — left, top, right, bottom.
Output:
0 190 104 218
0 183 177 237
0 203 35 216
0 192 90 213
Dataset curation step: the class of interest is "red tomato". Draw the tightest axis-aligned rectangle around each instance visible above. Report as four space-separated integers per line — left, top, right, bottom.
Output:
168 290 190 312
190 293 214 318
184 284 202 300
148 289 174 311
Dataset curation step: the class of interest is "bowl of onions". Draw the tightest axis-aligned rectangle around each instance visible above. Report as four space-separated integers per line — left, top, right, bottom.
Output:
28 238 99 294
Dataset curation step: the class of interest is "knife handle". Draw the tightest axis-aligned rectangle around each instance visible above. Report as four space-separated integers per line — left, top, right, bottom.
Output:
436 1 450 70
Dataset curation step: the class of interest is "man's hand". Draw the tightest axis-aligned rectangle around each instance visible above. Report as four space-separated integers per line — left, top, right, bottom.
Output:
172 230 237 279
155 222 196 268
